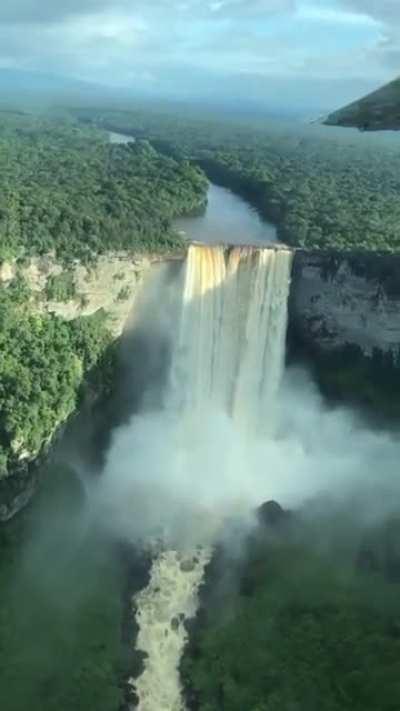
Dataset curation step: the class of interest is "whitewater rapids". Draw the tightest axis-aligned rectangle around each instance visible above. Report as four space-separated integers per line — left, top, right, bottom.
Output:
132 244 293 710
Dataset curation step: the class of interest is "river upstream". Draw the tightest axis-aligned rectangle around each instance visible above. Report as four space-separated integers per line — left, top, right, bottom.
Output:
0 138 278 711
110 127 277 246
175 183 276 245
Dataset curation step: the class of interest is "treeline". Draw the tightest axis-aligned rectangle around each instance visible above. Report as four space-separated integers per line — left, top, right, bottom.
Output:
182 507 400 711
0 114 208 262
0 283 114 477
74 106 400 252
0 113 209 478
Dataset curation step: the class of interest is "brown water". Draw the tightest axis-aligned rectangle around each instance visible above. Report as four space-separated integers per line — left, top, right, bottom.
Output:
109 130 277 245
175 182 277 245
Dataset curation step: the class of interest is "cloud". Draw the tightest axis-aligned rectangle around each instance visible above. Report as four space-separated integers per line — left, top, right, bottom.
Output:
0 0 116 23
0 0 298 84
0 0 395 111
0 0 294 24
298 5 379 27
0 9 148 77
340 1 400 25
338 0 400 73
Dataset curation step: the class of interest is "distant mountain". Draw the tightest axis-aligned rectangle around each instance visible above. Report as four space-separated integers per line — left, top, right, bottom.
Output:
0 68 95 92
0 68 124 110
324 76 400 131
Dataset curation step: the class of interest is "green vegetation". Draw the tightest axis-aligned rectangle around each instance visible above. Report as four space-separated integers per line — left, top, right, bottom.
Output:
183 516 400 711
0 285 113 476
0 465 127 711
0 113 208 262
0 111 208 478
117 285 131 301
309 346 400 421
75 106 400 252
45 272 76 301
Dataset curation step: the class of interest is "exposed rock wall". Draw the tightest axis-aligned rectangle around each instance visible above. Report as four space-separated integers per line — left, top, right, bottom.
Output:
0 252 155 521
290 251 400 356
0 252 153 336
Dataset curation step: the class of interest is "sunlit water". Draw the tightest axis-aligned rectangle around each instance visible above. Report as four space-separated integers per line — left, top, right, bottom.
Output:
110 129 277 246
175 183 277 245
109 131 135 144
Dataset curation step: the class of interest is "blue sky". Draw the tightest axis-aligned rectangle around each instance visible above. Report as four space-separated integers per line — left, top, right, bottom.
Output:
0 0 399 112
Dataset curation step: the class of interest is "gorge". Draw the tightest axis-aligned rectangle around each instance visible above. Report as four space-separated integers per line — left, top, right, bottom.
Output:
1 152 400 710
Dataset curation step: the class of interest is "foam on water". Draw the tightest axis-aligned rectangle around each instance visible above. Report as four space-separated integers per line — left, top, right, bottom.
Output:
133 549 211 711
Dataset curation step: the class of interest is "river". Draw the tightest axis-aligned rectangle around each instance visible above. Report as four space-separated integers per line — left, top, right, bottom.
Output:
109 129 277 246
109 130 135 144
175 183 277 245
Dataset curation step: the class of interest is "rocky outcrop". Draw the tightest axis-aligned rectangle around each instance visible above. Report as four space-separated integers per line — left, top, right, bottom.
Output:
0 460 39 522
0 252 160 521
356 518 400 584
257 500 291 529
0 252 154 336
290 250 400 357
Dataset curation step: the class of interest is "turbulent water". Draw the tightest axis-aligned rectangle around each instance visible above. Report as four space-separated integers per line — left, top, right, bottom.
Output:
132 244 293 710
176 245 293 431
134 549 210 710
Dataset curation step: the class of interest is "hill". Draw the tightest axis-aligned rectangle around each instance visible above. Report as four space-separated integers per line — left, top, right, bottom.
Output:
324 76 400 131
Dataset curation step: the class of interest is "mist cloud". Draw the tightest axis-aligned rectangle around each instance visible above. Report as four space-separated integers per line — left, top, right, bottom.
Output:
92 363 400 550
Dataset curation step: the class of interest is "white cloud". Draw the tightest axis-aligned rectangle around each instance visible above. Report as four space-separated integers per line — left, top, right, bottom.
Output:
297 4 380 27
0 0 396 110
339 1 400 25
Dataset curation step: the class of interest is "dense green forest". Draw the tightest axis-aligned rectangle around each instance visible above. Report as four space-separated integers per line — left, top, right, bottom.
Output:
0 464 128 711
74 106 400 252
0 112 208 478
182 507 400 711
0 282 114 477
0 113 208 262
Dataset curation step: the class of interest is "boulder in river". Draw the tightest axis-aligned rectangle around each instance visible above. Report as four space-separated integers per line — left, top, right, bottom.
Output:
257 500 290 529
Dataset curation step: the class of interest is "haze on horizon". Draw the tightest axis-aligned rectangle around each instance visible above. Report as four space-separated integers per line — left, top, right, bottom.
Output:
0 0 399 117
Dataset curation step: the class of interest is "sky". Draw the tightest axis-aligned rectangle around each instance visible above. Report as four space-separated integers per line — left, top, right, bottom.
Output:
0 0 399 113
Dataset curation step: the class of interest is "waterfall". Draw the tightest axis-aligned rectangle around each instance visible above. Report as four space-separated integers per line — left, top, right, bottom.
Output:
172 244 293 430
131 243 293 711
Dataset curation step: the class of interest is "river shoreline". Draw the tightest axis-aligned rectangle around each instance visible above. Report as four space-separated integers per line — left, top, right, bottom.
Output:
110 129 278 249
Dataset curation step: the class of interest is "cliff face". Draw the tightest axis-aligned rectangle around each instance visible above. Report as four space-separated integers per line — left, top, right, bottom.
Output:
0 253 153 337
0 252 154 522
290 251 400 357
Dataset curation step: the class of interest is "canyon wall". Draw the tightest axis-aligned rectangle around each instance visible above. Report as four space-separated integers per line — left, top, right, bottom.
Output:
0 252 154 522
3 244 400 521
290 250 400 357
0 252 153 337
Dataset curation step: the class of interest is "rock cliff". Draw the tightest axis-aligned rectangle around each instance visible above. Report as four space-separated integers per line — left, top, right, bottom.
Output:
0 252 155 521
0 252 153 337
290 250 400 357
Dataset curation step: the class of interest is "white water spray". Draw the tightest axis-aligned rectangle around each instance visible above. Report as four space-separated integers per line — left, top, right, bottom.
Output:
132 244 293 710
172 245 292 426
